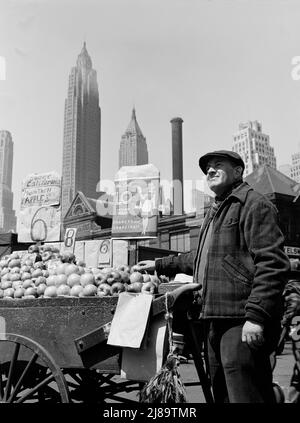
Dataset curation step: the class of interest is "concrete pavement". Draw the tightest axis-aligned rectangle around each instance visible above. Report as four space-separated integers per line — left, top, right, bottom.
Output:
110 339 296 403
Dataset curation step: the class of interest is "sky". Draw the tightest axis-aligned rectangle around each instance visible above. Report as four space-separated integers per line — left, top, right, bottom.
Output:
1 0 300 216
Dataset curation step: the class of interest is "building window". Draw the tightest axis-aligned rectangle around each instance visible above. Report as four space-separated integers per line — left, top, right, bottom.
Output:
170 231 190 252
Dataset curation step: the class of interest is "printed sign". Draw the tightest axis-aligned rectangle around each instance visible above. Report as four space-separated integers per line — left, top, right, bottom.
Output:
18 171 62 243
17 205 61 243
284 246 300 257
21 171 61 209
63 228 77 253
112 164 160 238
98 239 111 267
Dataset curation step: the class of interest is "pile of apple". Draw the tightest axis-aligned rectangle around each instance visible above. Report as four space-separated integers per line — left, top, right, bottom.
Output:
0 245 161 300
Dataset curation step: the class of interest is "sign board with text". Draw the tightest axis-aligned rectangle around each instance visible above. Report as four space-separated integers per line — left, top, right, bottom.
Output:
17 171 62 243
21 171 61 209
63 228 77 253
284 246 300 257
112 164 160 239
17 205 61 243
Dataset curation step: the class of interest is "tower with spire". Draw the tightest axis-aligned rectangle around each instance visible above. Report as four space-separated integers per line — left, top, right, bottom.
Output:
61 42 101 220
119 108 149 168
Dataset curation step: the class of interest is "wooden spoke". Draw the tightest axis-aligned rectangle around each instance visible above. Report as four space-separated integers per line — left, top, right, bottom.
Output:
7 352 38 403
15 374 55 403
3 342 20 401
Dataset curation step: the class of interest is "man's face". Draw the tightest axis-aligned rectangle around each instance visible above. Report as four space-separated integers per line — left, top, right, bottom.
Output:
206 157 241 196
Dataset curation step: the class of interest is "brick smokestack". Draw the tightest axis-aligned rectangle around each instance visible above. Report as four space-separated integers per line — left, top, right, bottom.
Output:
170 117 183 215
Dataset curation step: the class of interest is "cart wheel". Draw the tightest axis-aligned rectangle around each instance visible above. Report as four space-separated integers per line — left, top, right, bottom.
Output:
0 333 70 403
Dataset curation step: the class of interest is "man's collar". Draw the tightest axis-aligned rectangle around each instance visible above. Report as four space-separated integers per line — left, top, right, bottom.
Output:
215 181 252 204
226 181 252 204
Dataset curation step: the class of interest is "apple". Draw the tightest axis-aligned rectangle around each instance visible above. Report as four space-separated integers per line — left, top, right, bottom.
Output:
119 271 130 283
142 274 151 283
57 284 71 296
111 282 126 296
70 285 83 297
3 288 14 298
80 273 95 287
37 283 47 296
106 270 122 285
56 274 68 286
23 279 34 289
81 284 97 297
25 286 37 297
67 273 81 287
21 265 31 273
65 264 80 276
98 282 111 296
46 275 57 286
141 281 157 295
1 281 12 290
12 281 22 289
10 273 21 282
28 244 40 254
94 272 107 286
42 251 52 262
33 261 45 270
14 287 25 298
32 268 43 278
129 271 144 284
34 276 47 286
9 259 21 268
117 264 130 273
126 281 143 293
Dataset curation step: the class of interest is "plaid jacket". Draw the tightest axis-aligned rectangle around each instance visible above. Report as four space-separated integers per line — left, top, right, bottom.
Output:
155 182 290 324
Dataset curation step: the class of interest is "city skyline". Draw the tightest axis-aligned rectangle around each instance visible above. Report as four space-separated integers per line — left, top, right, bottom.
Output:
2 1 300 219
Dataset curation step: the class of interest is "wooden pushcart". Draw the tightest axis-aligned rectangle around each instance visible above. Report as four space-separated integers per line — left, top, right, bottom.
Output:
0 285 213 403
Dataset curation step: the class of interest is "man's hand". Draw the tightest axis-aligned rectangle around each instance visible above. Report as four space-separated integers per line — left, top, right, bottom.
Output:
241 321 264 349
133 260 156 273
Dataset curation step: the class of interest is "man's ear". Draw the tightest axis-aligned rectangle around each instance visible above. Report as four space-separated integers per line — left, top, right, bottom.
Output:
234 166 243 178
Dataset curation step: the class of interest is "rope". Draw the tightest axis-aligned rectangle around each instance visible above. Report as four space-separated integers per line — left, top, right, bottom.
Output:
164 292 174 356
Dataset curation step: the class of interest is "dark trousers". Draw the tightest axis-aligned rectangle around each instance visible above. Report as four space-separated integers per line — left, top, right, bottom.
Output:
206 319 279 403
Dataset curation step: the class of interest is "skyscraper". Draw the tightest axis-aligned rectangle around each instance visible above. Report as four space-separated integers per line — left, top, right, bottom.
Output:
280 144 300 183
61 42 101 219
232 121 276 176
119 108 148 168
0 131 16 232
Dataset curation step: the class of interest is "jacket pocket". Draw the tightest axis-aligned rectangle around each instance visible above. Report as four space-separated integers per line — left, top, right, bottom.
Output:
222 254 253 286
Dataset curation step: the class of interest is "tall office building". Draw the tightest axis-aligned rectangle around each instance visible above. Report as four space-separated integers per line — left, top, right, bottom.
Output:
280 144 300 183
290 151 300 183
0 131 16 232
232 121 276 176
119 108 148 168
61 42 101 219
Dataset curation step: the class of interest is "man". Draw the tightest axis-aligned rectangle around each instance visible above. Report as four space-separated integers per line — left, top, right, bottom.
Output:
137 150 290 403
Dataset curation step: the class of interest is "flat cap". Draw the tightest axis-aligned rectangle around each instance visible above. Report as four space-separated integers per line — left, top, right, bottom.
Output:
199 150 245 174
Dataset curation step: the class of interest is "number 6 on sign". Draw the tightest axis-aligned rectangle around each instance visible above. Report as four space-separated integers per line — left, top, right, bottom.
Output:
64 228 77 253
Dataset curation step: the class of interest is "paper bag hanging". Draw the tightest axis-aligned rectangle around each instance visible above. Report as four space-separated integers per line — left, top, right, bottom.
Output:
107 292 153 349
